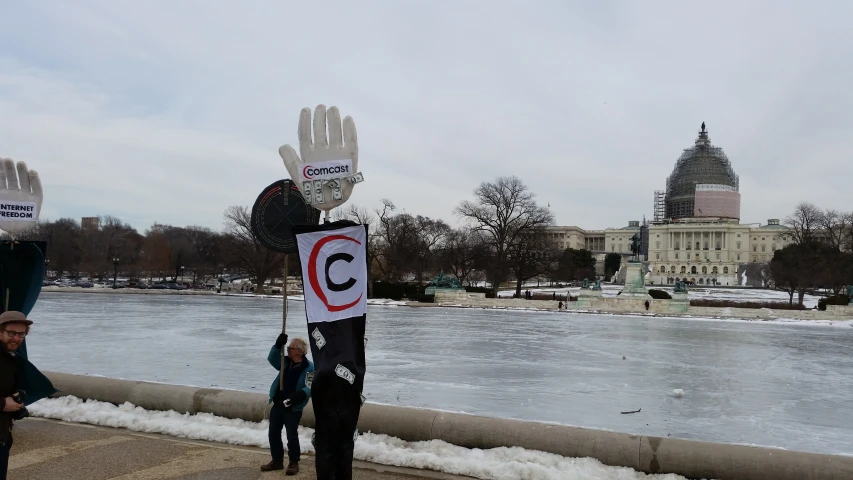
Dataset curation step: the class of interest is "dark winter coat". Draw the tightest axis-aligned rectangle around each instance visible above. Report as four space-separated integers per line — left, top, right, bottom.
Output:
267 346 313 412
0 351 19 445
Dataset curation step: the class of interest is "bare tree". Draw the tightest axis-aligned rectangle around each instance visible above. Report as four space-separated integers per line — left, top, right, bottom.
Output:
337 204 381 296
411 215 450 284
455 176 553 295
784 202 823 246
141 228 172 282
184 226 224 283
147 224 195 281
39 218 84 277
373 200 421 282
223 205 284 293
76 216 139 281
845 211 853 252
370 199 396 281
439 228 486 286
336 204 373 225
817 209 849 251
506 227 560 297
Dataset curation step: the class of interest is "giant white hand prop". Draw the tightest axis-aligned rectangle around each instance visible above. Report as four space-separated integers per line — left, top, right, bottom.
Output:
279 105 363 212
0 158 43 238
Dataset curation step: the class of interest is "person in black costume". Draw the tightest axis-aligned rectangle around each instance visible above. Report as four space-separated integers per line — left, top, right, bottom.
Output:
311 370 362 480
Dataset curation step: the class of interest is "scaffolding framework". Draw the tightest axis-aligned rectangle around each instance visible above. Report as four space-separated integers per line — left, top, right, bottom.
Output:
664 125 739 221
653 190 666 222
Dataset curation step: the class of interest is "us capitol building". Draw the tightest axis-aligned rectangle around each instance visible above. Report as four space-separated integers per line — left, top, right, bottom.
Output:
548 123 789 286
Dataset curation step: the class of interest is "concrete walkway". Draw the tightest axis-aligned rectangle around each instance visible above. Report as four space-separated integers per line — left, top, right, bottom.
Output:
8 418 470 480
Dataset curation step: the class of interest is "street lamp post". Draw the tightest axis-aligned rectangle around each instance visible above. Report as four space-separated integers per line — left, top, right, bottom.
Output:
218 267 226 293
112 257 120 288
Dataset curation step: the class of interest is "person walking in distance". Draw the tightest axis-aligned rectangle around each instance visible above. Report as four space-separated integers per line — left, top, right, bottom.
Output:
1 312 33 480
261 334 314 475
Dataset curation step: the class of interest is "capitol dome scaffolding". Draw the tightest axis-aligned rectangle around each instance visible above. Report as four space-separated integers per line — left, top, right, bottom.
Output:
664 123 740 220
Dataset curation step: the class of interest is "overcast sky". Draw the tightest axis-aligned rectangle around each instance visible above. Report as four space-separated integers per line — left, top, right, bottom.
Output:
1 1 851 232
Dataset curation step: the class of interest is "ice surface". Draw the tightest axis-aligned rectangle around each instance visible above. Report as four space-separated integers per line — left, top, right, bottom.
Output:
26 293 853 456
29 396 691 480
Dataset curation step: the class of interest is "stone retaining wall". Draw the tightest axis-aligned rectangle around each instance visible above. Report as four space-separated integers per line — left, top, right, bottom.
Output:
43 372 853 480
41 287 217 295
430 297 853 321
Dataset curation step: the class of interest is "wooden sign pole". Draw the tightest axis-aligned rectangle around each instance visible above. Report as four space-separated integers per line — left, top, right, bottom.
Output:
279 255 288 388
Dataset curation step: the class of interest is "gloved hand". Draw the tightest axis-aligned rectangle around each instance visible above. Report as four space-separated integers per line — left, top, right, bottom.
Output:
278 105 363 211
273 389 285 404
274 333 288 349
0 159 43 238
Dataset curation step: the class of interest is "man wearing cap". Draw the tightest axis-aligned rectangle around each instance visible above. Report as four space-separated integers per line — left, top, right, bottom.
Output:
0 311 31 480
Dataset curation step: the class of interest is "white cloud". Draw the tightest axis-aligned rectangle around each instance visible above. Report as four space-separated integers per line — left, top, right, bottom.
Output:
1 1 852 231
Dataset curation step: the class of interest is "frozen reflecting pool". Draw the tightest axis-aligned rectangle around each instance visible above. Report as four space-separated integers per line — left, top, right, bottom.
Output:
26 292 853 455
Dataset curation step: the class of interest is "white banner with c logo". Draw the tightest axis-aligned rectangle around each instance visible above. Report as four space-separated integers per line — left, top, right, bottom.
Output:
296 224 368 323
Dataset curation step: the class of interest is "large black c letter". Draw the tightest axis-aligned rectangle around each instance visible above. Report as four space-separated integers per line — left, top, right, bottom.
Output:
325 252 356 292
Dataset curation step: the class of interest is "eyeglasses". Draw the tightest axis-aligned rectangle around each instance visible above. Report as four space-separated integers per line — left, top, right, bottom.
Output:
3 330 27 338
287 347 301 352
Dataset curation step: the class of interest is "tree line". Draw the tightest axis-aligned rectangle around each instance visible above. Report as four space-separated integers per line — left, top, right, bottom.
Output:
12 176 603 296
770 202 853 305
337 176 599 297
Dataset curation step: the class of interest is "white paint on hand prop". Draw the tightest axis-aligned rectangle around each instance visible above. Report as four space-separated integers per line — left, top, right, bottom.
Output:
297 225 368 323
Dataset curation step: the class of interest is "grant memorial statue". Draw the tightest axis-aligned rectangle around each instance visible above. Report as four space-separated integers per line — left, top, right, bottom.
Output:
425 270 468 302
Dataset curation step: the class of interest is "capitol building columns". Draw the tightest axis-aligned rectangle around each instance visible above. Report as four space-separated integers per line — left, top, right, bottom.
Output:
648 223 743 286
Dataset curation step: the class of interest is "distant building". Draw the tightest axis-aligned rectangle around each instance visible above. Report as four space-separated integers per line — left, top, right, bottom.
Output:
647 125 788 286
81 217 100 230
549 123 790 285
546 221 642 275
546 221 641 256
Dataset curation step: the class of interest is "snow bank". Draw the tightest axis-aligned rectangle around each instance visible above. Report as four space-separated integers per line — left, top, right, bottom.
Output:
496 285 823 309
218 294 408 307
29 396 691 480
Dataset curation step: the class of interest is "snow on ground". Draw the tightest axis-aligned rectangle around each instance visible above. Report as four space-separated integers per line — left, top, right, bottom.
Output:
217 293 408 307
29 396 692 480
498 284 822 308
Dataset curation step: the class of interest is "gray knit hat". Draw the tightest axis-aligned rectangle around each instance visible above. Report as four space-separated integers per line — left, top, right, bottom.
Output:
0 311 32 327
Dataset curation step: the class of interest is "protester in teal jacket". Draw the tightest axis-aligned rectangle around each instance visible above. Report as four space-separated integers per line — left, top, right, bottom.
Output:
267 342 313 411
261 334 314 475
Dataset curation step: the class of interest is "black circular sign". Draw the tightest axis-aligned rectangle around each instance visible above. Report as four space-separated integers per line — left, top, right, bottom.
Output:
250 179 320 253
